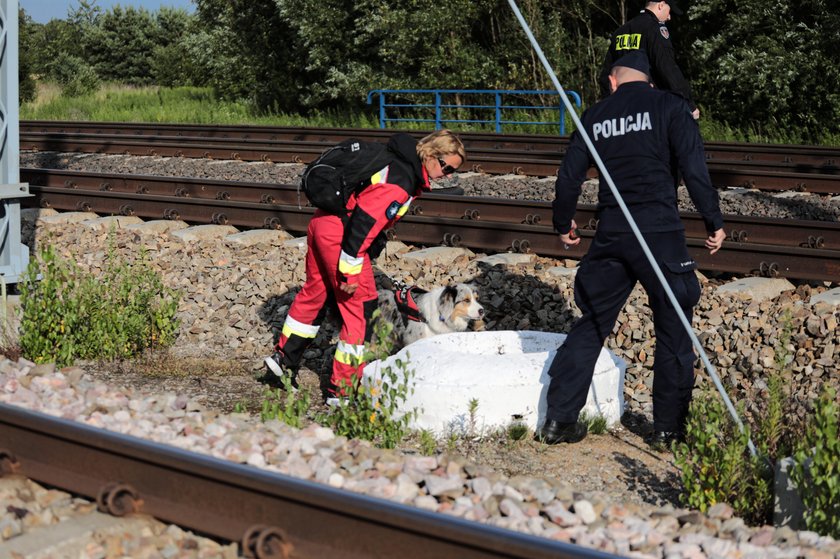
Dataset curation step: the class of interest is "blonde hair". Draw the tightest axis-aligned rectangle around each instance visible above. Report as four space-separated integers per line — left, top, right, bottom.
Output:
416 129 466 166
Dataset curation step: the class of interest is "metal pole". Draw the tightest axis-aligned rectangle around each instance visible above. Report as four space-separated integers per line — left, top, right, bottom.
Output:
506 0 757 457
0 0 33 285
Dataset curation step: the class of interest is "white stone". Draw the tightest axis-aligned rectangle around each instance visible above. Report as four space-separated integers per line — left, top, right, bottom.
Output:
171 224 239 243
37 211 99 225
225 229 292 247
81 215 144 230
400 246 474 266
283 237 308 250
715 277 795 301
476 253 534 267
363 330 626 435
124 219 189 234
809 287 840 307
547 265 578 278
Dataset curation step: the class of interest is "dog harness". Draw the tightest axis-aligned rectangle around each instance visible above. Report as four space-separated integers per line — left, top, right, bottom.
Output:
394 285 427 323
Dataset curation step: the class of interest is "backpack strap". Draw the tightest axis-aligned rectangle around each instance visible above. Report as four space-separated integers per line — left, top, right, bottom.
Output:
394 285 427 323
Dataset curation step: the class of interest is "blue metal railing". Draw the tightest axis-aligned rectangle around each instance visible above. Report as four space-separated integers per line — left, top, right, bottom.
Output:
366 89 582 135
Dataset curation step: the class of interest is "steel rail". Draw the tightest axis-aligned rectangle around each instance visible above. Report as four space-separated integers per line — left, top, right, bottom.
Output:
21 168 840 252
0 404 617 559
20 120 840 165
25 184 840 282
19 126 840 192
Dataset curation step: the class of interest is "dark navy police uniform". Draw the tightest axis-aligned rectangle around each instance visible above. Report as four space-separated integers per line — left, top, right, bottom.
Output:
547 74 724 433
598 9 696 112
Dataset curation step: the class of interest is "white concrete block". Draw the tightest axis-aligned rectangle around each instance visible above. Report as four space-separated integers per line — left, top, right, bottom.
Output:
363 330 626 436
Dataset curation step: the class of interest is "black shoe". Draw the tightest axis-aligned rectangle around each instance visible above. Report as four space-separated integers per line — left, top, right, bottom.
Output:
262 352 298 390
535 420 587 444
648 430 683 452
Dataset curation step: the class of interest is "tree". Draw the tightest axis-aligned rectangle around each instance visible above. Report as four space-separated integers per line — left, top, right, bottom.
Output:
18 9 37 102
683 0 840 141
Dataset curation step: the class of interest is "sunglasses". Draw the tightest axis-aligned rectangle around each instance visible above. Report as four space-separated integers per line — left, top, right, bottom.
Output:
437 157 458 175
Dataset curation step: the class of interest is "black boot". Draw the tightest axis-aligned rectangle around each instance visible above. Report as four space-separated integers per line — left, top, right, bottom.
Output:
535 420 587 444
262 352 298 390
647 430 683 452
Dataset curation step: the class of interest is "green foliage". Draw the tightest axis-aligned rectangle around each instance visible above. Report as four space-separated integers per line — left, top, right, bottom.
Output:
684 0 840 142
791 387 840 538
50 53 100 97
19 242 180 367
506 420 529 442
579 410 608 435
18 9 38 103
418 429 438 455
673 389 773 525
18 0 840 144
316 313 417 449
260 381 311 429
467 398 480 438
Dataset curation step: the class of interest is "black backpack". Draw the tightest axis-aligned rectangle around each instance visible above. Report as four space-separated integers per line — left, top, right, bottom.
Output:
300 139 393 214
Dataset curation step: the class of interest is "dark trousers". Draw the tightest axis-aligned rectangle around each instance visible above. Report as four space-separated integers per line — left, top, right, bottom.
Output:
546 230 701 432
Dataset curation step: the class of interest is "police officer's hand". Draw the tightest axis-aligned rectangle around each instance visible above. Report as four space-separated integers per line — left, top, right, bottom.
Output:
560 220 581 249
339 282 358 295
692 108 700 120
706 228 725 255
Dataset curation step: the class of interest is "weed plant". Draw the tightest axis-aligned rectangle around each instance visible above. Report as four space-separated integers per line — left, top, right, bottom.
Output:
506 420 529 442
315 313 418 449
674 389 773 525
674 310 838 534
260 375 311 429
579 410 608 435
418 429 438 455
19 241 180 367
790 387 839 538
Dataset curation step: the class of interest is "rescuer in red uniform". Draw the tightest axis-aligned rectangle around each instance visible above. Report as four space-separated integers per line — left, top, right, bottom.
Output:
264 130 466 399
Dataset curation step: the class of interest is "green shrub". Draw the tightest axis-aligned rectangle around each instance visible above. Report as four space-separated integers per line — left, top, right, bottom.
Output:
19 243 180 367
791 387 840 538
260 377 310 429
673 389 773 525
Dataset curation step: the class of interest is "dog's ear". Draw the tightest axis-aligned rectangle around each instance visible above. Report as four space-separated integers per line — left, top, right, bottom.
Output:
441 285 458 304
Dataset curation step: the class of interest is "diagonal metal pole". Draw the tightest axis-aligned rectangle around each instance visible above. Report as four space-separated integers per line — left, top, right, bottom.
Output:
506 0 757 457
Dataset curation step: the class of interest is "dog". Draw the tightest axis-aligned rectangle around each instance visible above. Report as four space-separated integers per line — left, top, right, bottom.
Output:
376 283 485 351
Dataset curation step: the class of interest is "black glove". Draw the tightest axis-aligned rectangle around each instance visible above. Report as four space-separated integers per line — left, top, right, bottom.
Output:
368 232 387 259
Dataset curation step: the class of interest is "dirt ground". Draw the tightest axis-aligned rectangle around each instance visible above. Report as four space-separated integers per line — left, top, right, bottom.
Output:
80 352 684 511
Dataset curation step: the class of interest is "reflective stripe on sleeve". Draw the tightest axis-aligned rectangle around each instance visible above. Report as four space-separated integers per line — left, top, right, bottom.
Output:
339 250 364 275
396 197 414 218
369 165 389 185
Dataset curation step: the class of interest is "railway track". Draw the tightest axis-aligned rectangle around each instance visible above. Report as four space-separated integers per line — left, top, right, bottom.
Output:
0 404 615 559
19 121 840 193
20 167 840 282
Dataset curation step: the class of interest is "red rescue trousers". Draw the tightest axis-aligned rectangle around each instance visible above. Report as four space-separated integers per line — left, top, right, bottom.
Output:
274 212 378 393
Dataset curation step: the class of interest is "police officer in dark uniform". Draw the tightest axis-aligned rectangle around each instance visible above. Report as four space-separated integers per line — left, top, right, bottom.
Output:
599 0 699 119
537 50 725 449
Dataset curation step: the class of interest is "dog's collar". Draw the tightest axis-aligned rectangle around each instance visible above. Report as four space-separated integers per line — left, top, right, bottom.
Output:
394 285 427 323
